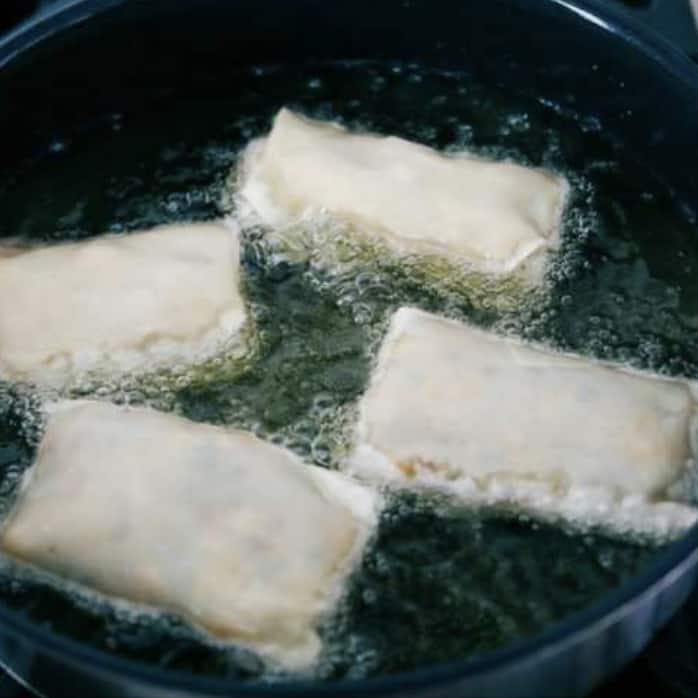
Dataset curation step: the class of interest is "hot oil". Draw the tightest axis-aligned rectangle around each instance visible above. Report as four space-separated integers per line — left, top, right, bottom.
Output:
0 60 693 680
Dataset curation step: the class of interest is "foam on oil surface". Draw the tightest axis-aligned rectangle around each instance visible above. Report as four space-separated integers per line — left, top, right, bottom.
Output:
0 60 695 680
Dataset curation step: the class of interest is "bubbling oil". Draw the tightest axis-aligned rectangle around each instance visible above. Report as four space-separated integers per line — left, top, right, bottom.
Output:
0 60 694 681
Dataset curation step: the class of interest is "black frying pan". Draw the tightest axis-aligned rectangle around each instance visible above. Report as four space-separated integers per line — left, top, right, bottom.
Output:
0 1 697 696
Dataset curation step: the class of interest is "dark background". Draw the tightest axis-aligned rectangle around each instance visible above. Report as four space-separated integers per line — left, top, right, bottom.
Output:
0 0 697 696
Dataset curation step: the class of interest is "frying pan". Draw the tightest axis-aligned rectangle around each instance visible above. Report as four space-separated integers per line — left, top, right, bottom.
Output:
0 0 697 696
